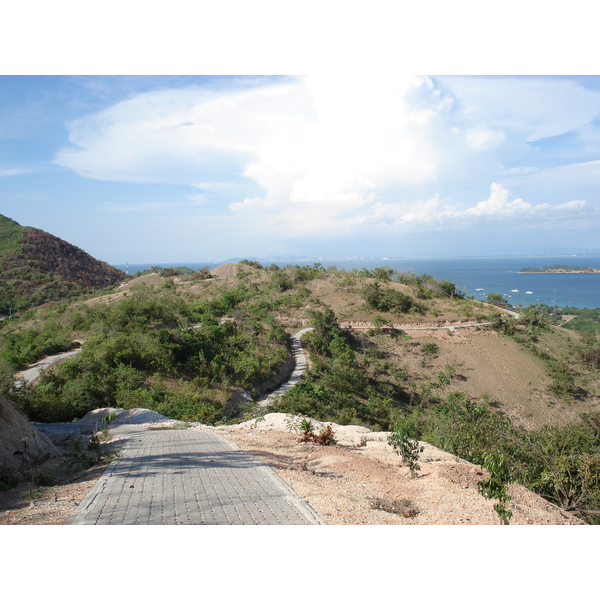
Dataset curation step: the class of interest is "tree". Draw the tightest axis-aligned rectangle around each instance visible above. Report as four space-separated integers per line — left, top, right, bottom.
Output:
388 418 423 477
374 266 394 281
486 293 509 308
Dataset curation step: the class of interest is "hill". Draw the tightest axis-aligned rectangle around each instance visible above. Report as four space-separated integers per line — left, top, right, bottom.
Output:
2 260 600 521
519 264 600 273
0 214 125 314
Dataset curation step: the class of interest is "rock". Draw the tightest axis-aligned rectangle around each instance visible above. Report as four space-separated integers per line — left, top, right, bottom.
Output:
0 395 58 480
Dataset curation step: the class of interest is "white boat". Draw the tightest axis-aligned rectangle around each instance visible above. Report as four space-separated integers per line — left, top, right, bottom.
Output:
525 291 533 294
475 288 484 291
511 289 519 293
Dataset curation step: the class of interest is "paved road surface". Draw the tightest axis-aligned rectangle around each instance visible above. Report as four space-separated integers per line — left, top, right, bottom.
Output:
67 423 324 525
13 348 81 389
258 327 313 407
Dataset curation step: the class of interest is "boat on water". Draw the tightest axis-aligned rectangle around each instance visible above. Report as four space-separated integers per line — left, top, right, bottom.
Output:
475 288 484 291
511 289 519 293
526 291 533 294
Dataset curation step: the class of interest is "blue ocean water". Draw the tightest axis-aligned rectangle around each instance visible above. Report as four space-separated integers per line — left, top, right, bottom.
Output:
113 255 600 309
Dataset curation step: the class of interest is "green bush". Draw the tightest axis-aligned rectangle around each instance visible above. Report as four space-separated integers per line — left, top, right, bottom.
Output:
420 342 439 356
388 417 423 477
363 282 419 315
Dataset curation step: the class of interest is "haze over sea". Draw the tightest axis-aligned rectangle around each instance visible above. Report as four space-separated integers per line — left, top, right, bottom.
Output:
114 255 600 310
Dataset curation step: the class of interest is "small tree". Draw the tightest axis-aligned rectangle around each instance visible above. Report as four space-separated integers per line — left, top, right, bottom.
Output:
388 419 423 477
486 293 509 308
478 453 513 525
374 266 395 281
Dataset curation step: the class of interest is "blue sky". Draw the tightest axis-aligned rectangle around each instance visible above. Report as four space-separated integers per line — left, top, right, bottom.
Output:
1 73 600 264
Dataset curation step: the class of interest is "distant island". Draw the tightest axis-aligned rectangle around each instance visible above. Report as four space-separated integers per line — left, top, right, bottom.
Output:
519 265 600 274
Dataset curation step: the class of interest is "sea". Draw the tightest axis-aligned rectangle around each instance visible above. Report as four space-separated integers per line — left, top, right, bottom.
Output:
113 255 600 310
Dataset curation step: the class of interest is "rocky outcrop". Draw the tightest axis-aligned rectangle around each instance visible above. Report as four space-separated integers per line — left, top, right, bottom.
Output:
0 395 58 480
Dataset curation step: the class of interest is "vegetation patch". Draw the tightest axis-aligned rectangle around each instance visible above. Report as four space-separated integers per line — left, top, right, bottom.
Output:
369 497 419 518
3 259 600 522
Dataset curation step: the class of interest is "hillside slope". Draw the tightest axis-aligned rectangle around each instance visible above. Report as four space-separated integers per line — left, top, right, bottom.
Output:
0 214 125 313
3 261 600 521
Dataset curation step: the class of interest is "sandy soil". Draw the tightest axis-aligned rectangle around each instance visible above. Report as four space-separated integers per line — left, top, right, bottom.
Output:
359 326 594 430
0 460 110 525
215 413 584 525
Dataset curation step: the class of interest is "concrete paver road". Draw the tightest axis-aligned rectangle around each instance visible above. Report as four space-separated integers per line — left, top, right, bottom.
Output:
13 348 81 390
258 328 313 408
67 424 323 525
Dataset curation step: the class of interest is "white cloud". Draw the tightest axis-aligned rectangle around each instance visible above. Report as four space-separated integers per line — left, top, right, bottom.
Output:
300 183 596 237
54 80 312 185
0 167 30 176
464 128 506 150
465 182 529 216
504 159 600 191
439 76 600 143
53 75 600 245
460 182 592 224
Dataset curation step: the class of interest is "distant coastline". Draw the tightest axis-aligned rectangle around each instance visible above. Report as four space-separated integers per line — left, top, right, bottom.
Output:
519 265 600 274
111 257 600 308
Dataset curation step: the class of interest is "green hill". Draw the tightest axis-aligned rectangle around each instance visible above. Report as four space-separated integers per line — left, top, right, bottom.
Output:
0 214 125 314
3 260 600 520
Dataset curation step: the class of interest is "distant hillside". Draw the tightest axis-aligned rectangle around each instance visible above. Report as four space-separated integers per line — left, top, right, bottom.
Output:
519 264 600 273
0 214 125 314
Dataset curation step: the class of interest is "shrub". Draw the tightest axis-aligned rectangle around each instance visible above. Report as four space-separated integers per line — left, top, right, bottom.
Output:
388 418 423 477
477 453 513 525
298 423 337 445
420 342 439 356
363 282 417 315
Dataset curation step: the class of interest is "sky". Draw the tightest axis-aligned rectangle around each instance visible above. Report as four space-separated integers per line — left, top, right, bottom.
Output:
1 1 600 267
1 73 600 264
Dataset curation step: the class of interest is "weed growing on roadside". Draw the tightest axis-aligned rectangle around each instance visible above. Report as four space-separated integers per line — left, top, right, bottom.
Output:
284 413 305 433
297 421 337 445
101 413 118 427
67 435 114 469
370 497 419 518
19 487 43 501
315 425 336 445
97 428 112 441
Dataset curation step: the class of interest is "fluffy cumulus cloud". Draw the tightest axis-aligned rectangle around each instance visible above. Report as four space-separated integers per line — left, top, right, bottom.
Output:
465 182 592 222
54 79 314 185
332 183 595 239
54 75 600 244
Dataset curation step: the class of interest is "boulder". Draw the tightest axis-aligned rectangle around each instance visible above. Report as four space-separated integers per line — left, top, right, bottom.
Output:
0 395 58 480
